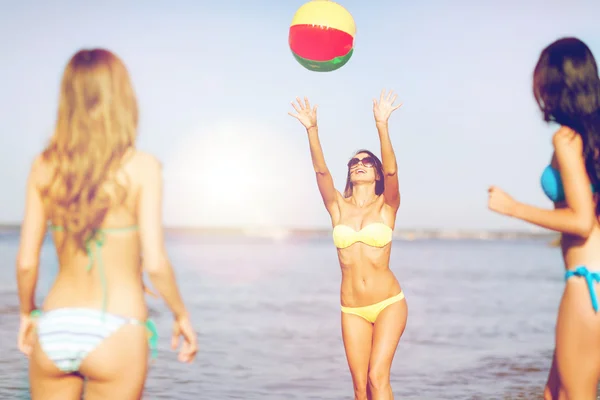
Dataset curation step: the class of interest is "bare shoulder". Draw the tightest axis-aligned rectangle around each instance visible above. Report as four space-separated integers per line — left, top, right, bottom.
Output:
30 154 45 176
552 126 582 152
124 150 163 183
30 153 54 188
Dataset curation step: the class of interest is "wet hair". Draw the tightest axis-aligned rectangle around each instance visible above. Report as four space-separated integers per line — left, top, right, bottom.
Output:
533 37 600 213
41 48 138 251
343 149 384 198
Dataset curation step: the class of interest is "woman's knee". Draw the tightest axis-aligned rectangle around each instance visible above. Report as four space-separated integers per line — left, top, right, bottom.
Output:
353 386 368 400
351 376 368 399
367 367 390 391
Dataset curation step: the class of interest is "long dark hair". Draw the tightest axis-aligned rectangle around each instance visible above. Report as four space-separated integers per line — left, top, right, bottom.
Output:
533 37 600 213
343 149 384 198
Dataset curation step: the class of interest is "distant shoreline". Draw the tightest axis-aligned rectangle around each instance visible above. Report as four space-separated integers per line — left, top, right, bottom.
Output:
0 224 557 241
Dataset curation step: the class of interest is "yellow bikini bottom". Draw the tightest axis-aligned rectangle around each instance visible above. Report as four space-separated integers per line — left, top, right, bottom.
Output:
340 291 405 324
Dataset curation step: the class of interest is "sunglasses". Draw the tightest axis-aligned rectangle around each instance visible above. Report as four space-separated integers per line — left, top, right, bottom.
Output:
347 156 375 168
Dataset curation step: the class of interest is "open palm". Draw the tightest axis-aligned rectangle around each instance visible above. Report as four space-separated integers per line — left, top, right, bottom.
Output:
288 97 317 129
373 89 403 123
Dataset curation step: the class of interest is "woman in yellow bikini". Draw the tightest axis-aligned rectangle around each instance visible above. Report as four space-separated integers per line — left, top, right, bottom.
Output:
16 48 198 399
289 89 408 400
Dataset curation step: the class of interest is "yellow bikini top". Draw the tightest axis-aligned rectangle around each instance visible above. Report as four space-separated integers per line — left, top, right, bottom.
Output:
332 222 393 249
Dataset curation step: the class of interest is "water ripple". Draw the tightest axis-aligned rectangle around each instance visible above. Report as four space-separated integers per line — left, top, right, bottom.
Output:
0 235 568 399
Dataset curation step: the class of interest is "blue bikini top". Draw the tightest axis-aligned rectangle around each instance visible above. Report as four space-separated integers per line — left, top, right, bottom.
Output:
540 165 599 203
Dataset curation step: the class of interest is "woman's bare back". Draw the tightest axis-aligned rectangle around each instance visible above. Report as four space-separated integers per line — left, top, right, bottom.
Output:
40 150 160 320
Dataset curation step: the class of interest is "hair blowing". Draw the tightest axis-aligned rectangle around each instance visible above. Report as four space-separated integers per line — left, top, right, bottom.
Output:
41 49 138 251
533 37 600 213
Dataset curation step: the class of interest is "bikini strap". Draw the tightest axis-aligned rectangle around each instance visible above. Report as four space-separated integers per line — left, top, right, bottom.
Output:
80 230 108 317
565 266 600 312
145 319 159 360
46 225 158 357
49 225 139 318
128 317 159 360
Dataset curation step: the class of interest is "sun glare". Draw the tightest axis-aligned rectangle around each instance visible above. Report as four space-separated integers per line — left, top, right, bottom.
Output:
164 120 310 228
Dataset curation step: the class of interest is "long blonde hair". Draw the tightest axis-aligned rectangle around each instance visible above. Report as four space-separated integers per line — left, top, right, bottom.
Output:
41 49 138 251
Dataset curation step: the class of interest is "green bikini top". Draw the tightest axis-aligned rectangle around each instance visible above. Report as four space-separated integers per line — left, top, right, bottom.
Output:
49 224 140 314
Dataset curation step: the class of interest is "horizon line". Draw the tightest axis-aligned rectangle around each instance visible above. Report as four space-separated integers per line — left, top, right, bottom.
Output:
0 223 553 234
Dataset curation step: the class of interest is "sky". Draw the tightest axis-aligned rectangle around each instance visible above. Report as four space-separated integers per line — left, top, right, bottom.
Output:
1 0 599 230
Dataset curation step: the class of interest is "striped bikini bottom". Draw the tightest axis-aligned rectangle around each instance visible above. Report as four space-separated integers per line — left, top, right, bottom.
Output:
34 308 158 373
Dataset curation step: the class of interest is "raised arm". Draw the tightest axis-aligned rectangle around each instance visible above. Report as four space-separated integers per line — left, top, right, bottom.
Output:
289 97 340 218
16 156 47 317
373 89 403 210
488 127 595 238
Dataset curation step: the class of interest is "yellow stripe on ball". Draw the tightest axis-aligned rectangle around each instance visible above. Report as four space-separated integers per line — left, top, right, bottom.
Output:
290 0 356 38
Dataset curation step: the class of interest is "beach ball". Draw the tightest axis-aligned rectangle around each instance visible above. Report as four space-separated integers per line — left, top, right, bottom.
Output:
288 0 356 72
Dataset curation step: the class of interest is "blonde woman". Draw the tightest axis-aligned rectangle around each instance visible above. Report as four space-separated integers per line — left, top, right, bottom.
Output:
16 49 198 400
